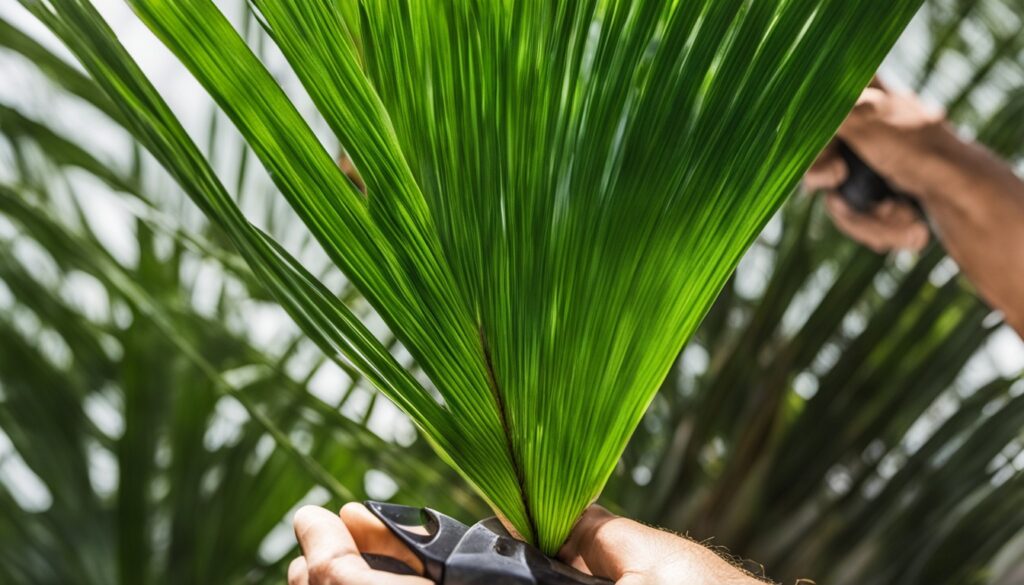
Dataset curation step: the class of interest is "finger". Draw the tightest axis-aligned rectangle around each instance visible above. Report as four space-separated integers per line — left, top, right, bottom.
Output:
294 506 431 585
558 506 630 579
310 559 430 585
289 557 309 585
562 507 770 585
837 87 889 140
294 506 364 570
851 87 890 116
826 195 929 252
873 200 923 230
868 75 888 91
339 503 426 575
294 506 373 584
803 145 847 192
559 506 750 583
898 221 930 251
558 506 679 580
859 200 930 251
873 199 909 222
557 541 593 575
826 195 895 252
316 563 431 585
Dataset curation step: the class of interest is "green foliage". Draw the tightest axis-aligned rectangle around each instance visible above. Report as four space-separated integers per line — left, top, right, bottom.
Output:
14 0 923 551
1 0 1022 583
0 140 481 584
604 2 1024 582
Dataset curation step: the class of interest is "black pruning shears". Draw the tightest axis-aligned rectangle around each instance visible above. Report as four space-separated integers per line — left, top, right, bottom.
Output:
361 501 613 585
836 140 924 217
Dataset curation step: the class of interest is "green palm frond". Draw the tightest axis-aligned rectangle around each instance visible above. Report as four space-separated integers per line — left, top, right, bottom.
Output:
5 3 1023 585
602 2 1024 580
0 15 483 580
16 0 923 551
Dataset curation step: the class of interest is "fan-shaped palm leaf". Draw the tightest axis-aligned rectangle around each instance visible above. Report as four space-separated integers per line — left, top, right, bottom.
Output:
17 0 925 552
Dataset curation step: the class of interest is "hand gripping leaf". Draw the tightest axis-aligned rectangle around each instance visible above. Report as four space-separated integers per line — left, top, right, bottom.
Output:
23 0 922 553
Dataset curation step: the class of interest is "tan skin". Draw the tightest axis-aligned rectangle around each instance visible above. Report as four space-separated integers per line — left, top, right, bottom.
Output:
288 504 761 585
297 83 1024 585
805 83 1024 337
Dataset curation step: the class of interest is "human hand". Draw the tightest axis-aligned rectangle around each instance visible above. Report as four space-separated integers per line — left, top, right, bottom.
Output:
288 504 430 585
804 83 960 252
558 506 765 585
289 503 765 585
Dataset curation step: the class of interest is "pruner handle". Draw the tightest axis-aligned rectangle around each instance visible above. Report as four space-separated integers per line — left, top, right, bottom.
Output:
362 501 465 583
362 501 613 585
836 141 924 218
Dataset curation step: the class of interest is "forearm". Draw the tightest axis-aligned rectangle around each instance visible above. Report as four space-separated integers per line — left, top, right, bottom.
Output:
919 129 1024 335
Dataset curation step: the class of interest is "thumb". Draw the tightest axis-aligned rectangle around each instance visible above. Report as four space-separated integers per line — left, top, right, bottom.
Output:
557 507 760 585
557 506 663 580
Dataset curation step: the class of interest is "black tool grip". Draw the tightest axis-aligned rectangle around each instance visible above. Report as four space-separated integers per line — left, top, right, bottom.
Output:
836 141 893 213
363 553 420 575
836 141 924 217
364 501 612 585
364 501 461 583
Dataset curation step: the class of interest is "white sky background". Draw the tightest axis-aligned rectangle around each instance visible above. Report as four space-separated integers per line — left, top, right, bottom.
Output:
0 0 1022 519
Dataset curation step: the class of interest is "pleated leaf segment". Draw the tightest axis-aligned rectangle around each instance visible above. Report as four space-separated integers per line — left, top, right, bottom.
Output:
22 0 922 553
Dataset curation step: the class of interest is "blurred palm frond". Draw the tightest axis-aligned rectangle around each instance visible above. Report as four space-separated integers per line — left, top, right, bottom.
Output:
0 0 1021 584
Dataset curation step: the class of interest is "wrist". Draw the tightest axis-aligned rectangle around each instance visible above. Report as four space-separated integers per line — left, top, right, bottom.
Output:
913 122 975 206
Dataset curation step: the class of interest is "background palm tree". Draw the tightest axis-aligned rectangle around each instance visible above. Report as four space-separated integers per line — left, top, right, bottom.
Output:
0 0 1021 583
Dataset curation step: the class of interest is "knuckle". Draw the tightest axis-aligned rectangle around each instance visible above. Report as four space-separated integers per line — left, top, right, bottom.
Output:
854 90 884 112
306 559 338 585
852 100 877 116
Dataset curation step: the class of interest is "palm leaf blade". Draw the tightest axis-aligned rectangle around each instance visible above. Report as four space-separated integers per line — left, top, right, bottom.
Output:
19 0 925 552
